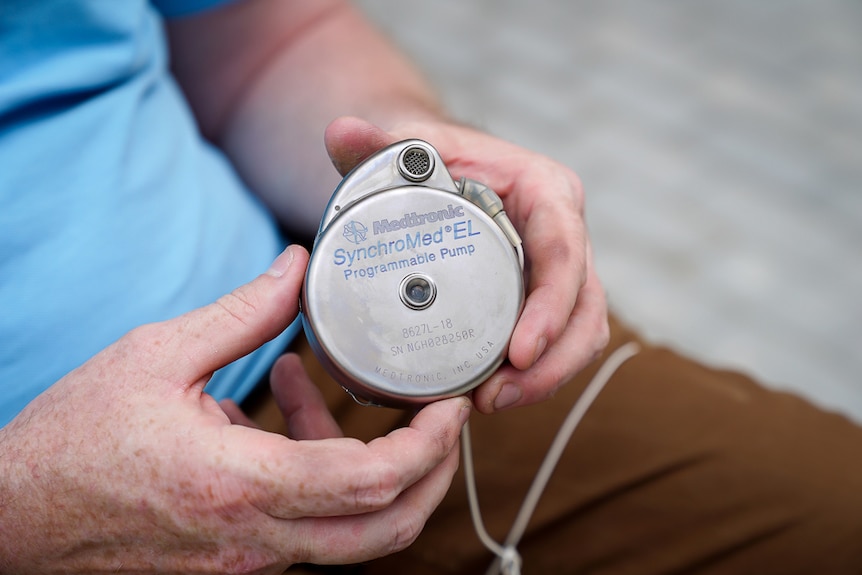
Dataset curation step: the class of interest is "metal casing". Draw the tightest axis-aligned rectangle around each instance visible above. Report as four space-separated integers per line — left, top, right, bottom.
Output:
301 140 524 407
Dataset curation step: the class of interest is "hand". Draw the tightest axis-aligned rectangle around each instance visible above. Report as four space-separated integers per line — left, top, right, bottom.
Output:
0 245 471 574
325 117 610 414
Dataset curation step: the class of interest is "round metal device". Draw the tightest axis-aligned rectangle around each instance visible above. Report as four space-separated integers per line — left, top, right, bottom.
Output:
302 185 523 407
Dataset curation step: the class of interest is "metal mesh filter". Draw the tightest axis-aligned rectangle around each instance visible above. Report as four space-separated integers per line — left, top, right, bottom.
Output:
399 146 433 181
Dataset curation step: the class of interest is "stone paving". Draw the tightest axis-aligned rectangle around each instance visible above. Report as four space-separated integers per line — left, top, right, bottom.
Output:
356 0 862 422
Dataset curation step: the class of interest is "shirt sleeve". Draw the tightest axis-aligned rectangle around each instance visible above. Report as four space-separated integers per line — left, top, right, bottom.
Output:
151 0 238 19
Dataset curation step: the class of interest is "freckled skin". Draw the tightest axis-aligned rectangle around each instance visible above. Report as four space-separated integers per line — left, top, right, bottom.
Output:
0 2 607 565
0 245 469 573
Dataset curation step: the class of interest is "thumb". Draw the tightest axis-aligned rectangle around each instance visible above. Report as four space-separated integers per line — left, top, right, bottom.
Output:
154 245 309 383
324 116 397 176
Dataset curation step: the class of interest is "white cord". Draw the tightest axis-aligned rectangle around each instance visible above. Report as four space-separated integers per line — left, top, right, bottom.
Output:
461 342 641 575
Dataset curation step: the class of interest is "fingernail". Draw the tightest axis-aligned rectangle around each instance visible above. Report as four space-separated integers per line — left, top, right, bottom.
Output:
493 382 522 411
266 246 295 278
532 336 548 365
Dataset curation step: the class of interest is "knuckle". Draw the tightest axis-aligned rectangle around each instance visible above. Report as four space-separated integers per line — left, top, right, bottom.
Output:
353 460 400 511
540 158 584 204
593 315 612 359
539 366 570 400
215 286 261 328
116 322 171 369
430 428 456 460
121 322 161 349
565 170 585 204
385 512 426 554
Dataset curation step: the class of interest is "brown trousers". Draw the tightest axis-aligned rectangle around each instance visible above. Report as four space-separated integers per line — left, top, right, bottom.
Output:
247 314 862 574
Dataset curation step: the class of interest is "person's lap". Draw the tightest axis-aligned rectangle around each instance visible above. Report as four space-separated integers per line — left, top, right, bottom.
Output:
248 314 862 574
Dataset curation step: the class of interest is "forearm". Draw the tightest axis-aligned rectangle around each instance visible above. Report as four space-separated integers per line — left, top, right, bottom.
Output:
0 428 26 568
166 1 609 416
167 0 445 237
0 419 69 570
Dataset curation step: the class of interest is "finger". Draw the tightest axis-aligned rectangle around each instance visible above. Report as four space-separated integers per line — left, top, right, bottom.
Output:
474 261 609 414
284 442 462 565
234 396 471 519
507 166 588 371
138 245 309 383
364 121 590 373
219 399 262 429
269 353 343 440
324 116 396 175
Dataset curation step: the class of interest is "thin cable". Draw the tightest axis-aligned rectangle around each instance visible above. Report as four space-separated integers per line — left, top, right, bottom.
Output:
461 342 641 575
462 420 508 558
501 342 641 549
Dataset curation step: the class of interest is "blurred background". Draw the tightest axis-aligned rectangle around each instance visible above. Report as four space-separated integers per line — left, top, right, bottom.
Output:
354 0 862 422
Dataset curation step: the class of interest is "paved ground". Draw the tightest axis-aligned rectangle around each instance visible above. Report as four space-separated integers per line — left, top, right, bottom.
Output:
355 0 862 422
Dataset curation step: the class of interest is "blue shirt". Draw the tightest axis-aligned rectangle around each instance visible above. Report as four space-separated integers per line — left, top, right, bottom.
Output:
0 0 298 426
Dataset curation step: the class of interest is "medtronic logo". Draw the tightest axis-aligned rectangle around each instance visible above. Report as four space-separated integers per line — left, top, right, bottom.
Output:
342 221 368 244
372 204 464 235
